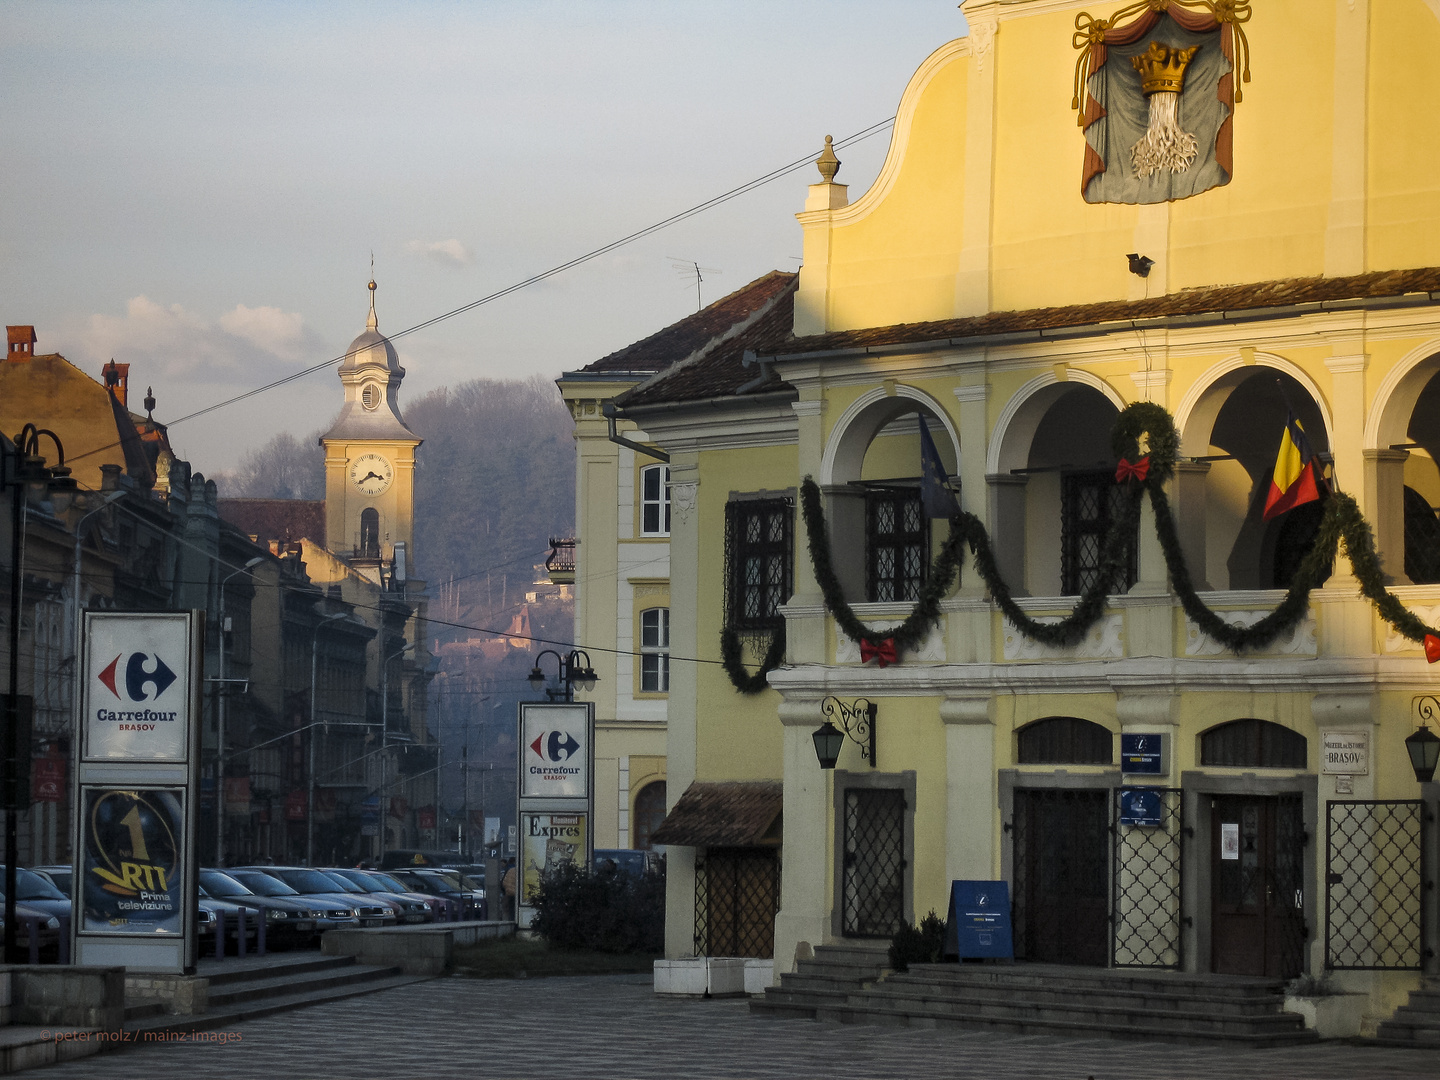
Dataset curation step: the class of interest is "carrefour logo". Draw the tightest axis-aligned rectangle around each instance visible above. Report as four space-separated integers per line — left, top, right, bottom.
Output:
94 653 180 730
529 731 580 763
98 653 178 702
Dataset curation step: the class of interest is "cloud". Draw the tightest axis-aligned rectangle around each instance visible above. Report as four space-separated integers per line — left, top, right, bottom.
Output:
60 296 325 384
407 238 473 267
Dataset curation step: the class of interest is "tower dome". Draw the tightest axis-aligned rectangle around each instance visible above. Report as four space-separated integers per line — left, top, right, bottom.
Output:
339 279 402 374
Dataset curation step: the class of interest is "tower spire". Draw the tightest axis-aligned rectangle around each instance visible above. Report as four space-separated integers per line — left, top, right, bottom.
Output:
367 270 378 330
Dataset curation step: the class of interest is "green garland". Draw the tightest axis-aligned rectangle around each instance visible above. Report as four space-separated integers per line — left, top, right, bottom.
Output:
720 624 787 695
792 400 1440 660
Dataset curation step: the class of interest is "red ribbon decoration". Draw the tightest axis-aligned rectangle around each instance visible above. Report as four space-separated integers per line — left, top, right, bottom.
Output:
860 637 898 667
1425 634 1440 664
1115 455 1151 483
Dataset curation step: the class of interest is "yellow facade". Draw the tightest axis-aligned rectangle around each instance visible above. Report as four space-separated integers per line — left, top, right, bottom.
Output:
623 0 1440 1023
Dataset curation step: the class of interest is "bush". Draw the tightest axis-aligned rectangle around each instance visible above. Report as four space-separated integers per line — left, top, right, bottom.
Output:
888 909 947 972
530 863 665 954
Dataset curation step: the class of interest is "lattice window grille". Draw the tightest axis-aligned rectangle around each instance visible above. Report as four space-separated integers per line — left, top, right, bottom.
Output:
1325 800 1425 971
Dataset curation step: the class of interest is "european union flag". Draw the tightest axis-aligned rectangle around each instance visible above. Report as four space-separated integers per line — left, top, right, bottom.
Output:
918 414 959 519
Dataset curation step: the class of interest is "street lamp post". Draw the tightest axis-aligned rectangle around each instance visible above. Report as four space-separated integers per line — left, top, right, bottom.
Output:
525 649 598 702
216 556 263 867
4 426 75 964
307 611 346 866
380 642 414 856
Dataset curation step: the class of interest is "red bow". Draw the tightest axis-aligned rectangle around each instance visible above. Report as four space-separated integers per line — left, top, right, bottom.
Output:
1425 634 1440 664
860 637 898 667
1115 455 1151 484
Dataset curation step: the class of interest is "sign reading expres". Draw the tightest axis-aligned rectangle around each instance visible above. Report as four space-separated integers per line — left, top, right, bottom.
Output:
82 614 194 761
519 703 590 799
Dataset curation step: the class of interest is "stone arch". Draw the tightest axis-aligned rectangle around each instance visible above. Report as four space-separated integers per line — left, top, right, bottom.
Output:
986 369 1126 476
1176 353 1333 458
820 384 960 487
1365 339 1440 586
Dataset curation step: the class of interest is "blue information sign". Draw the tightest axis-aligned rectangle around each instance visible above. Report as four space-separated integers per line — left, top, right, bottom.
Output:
944 880 1014 960
1118 787 1163 827
1120 732 1163 774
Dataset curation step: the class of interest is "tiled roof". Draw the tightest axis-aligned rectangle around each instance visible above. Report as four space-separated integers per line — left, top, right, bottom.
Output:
617 278 798 407
219 499 326 547
761 266 1440 358
650 780 783 848
577 270 797 375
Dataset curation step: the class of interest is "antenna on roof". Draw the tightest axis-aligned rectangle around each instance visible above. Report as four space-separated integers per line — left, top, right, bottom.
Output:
668 258 721 311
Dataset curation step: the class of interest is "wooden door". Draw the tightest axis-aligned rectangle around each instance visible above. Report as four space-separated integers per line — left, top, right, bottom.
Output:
1211 794 1305 977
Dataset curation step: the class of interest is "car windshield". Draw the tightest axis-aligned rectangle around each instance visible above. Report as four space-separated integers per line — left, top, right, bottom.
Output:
200 871 253 896
13 869 66 901
371 873 409 892
230 872 298 896
425 871 464 889
270 869 343 894
317 872 363 893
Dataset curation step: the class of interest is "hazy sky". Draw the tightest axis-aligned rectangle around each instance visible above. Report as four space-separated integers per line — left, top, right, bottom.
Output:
3 2 969 472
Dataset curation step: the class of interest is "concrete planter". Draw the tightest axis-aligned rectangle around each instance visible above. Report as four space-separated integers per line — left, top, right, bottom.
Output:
743 959 773 995
653 957 748 997
1283 992 1367 1039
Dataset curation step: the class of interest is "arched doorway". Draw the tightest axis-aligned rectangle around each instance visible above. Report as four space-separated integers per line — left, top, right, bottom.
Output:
632 781 666 851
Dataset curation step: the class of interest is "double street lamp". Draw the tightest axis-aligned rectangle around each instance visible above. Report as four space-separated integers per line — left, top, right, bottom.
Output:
526 649 598 702
4 426 75 963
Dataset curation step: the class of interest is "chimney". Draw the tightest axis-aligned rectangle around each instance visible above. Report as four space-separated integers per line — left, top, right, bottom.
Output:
101 361 130 406
6 326 36 362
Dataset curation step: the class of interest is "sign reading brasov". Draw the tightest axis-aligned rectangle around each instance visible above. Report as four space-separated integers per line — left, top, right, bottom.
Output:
73 611 202 974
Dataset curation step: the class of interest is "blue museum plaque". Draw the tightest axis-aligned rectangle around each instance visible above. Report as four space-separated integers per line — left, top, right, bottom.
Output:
1120 732 1163 774
1118 787 1163 827
944 880 1014 960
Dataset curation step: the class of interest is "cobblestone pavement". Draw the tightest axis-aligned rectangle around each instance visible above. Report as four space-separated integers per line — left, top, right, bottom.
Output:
35 974 1439 1080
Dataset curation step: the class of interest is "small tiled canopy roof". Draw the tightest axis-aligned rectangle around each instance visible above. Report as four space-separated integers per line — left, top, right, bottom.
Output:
651 780 783 848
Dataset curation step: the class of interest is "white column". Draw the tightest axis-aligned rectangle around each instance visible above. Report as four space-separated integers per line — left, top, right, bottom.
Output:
772 699 832 976
941 696 995 882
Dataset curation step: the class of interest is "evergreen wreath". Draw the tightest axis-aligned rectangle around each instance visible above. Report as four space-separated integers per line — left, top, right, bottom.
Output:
720 624 787 695
793 399 1440 659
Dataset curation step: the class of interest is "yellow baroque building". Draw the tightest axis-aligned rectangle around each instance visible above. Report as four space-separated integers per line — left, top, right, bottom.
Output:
610 0 1440 1031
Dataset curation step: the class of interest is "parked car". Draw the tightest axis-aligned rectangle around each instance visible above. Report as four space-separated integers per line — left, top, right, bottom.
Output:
30 865 72 898
323 869 431 923
196 884 260 954
355 869 448 920
198 869 319 948
2 868 73 927
0 903 62 959
229 867 375 929
386 868 479 918
592 849 664 878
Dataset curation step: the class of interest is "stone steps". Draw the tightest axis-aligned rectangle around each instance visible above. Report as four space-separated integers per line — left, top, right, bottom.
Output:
750 941 890 1019
1373 982 1440 1047
755 957 1318 1047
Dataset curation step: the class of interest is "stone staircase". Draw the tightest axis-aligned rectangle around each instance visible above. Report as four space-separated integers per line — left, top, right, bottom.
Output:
756 956 1318 1046
1373 979 1440 1047
123 953 427 1037
749 941 891 1019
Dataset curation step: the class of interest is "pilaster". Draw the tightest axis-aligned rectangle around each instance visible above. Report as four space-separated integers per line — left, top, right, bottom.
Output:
954 11 997 316
1324 0 1369 277
773 698 833 975
940 695 996 881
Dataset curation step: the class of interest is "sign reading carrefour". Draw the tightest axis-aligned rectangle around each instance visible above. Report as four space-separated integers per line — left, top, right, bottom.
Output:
519 703 590 799
82 613 196 761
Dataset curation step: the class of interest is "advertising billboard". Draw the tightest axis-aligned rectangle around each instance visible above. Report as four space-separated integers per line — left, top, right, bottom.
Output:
79 787 185 935
72 611 201 974
520 811 589 904
519 703 590 799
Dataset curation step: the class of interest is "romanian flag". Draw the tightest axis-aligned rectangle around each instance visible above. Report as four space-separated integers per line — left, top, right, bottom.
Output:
1263 410 1324 521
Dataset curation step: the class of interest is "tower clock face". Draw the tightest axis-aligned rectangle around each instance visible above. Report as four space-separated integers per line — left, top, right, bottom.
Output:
349 453 393 496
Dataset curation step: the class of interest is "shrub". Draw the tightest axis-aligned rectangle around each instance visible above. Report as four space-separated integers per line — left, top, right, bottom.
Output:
888 909 947 972
530 863 665 954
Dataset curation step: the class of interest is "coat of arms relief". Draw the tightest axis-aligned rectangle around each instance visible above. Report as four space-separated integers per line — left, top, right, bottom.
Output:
1073 0 1252 204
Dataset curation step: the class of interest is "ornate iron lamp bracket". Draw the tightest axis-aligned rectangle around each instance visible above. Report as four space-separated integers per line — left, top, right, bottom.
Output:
820 696 877 768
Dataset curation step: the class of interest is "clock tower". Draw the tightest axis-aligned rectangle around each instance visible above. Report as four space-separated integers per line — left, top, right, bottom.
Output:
320 280 421 578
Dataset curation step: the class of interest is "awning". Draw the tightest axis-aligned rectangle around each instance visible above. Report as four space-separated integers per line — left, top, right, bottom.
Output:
650 780 783 848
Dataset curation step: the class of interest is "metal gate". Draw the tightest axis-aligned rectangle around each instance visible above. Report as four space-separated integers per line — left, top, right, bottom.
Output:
1325 800 1425 970
841 788 906 937
693 847 780 958
1112 787 1184 969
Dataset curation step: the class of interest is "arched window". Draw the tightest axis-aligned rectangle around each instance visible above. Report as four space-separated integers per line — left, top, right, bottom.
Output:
1200 719 1307 769
1017 717 1113 765
359 508 380 558
633 782 667 851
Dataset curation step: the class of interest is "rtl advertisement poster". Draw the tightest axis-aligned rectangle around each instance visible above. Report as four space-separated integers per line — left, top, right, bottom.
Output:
80 787 184 935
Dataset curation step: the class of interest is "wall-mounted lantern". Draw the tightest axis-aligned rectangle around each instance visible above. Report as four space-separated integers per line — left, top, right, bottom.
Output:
812 696 877 770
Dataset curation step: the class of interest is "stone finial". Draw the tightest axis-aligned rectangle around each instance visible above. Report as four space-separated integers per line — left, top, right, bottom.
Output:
816 135 840 183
